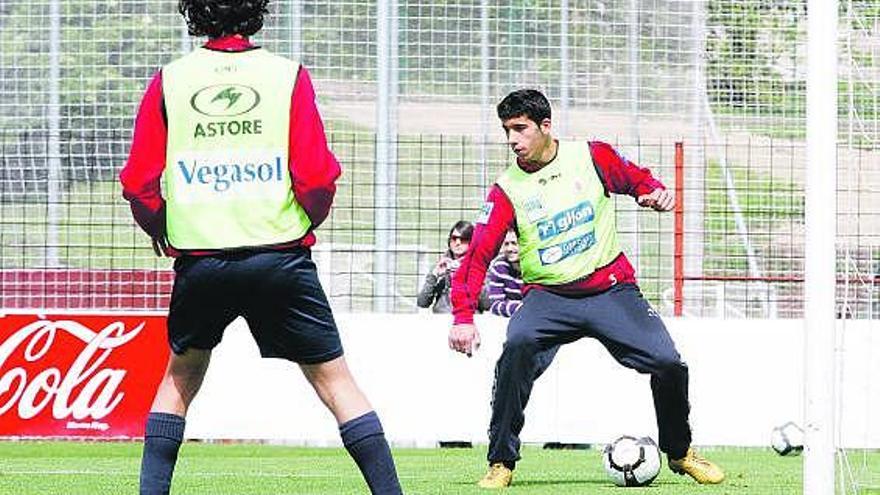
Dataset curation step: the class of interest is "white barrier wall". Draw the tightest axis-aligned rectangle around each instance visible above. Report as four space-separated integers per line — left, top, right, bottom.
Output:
186 315 880 448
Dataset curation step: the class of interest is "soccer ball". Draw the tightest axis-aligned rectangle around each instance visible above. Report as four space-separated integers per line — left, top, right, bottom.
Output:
603 435 662 487
771 422 804 456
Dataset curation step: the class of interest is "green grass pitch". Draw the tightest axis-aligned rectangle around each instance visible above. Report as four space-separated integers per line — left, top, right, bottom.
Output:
1 441 878 494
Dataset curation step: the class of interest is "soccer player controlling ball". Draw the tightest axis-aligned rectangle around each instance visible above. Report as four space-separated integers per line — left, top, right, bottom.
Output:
120 1 402 493
448 89 725 488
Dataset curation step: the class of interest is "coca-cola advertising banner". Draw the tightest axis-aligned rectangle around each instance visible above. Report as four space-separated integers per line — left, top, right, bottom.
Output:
0 313 169 437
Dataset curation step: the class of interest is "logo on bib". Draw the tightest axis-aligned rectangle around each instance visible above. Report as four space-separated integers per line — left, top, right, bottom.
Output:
176 156 284 193
523 196 548 223
537 231 596 265
190 84 261 117
476 202 494 224
536 201 594 241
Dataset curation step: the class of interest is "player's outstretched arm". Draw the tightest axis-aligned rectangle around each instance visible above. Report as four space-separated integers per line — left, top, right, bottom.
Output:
589 141 669 202
449 323 481 357
637 188 675 212
448 185 514 358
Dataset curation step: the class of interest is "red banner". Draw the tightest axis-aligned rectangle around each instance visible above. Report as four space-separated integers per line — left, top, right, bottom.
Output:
0 313 169 437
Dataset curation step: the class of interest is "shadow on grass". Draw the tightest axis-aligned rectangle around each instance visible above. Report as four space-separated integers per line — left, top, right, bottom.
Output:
512 479 619 487
447 477 683 488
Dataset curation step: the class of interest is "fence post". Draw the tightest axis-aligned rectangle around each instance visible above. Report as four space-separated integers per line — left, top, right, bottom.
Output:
374 0 398 313
479 0 490 191
674 142 684 316
290 0 302 60
628 0 639 141
687 0 707 316
803 0 838 492
559 0 570 137
46 0 61 268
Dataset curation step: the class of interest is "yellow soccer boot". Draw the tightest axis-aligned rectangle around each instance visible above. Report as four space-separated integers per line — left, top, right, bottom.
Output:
477 463 513 489
668 448 725 484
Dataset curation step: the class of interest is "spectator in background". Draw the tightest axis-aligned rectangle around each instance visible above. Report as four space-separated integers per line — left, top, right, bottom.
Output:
418 221 488 313
486 229 523 317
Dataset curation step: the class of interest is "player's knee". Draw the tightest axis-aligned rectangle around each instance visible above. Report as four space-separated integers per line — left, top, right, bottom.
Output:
505 330 539 354
652 353 686 376
302 358 362 397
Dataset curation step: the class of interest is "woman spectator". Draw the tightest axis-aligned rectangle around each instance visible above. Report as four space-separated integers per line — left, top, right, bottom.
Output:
418 221 486 313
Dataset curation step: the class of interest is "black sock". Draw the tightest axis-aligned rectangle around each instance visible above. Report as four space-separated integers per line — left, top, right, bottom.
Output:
339 411 403 495
139 412 185 495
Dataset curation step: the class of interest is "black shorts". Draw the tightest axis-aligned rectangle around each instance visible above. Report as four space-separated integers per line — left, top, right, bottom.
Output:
167 248 343 364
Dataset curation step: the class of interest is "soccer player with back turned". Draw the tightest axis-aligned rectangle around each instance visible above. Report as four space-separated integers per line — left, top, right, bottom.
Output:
120 1 403 493
448 89 725 488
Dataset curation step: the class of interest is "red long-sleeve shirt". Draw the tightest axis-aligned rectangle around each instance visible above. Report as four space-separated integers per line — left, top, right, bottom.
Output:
120 36 340 256
451 141 666 324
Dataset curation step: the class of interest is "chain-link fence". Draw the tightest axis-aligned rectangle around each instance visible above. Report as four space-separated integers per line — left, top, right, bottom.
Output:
1 1 878 317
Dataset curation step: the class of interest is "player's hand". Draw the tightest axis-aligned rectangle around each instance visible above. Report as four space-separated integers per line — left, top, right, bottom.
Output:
449 323 481 357
637 188 675 212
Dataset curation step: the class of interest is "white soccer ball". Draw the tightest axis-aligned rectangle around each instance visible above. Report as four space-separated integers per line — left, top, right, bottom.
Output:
603 435 662 487
771 422 804 456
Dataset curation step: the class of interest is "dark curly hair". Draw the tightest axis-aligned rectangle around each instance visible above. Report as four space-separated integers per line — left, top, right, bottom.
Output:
497 89 552 125
178 0 270 38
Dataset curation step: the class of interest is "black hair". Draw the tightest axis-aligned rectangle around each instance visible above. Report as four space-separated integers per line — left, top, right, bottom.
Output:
446 220 473 258
496 89 552 125
448 220 474 242
178 0 270 38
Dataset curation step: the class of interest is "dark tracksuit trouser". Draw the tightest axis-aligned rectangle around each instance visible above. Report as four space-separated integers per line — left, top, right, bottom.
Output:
487 283 691 464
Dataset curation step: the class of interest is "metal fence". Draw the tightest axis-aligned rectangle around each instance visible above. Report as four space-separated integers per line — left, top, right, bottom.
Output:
1 0 878 317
